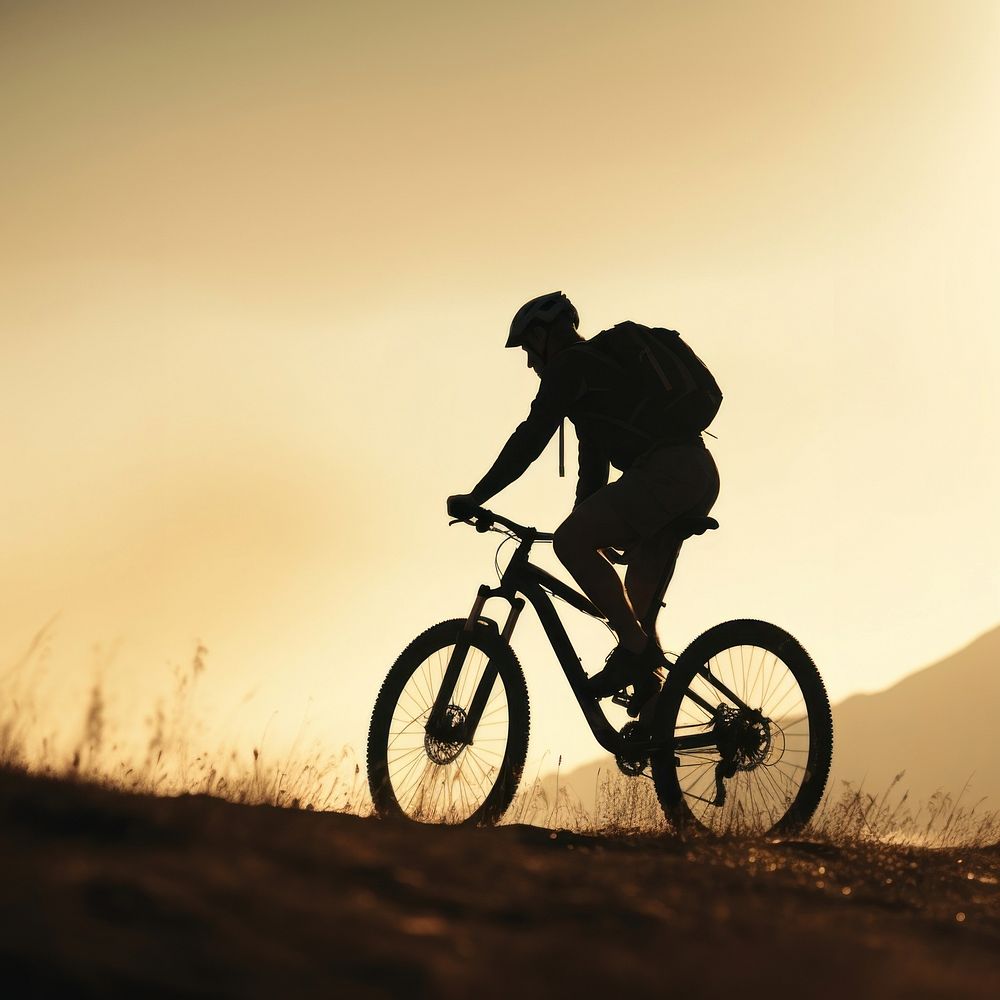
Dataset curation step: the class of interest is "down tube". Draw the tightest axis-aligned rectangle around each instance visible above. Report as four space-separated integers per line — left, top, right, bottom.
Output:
520 581 621 753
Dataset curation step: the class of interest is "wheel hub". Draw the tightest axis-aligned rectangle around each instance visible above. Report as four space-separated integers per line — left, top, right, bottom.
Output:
424 705 468 765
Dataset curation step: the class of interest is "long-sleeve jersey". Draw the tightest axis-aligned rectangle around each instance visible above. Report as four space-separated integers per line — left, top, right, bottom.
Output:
470 336 700 507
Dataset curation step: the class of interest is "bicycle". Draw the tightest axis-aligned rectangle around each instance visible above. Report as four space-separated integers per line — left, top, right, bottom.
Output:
367 506 833 836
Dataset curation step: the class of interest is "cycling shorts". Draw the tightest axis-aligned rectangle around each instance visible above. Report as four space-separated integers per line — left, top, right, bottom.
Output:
602 443 720 542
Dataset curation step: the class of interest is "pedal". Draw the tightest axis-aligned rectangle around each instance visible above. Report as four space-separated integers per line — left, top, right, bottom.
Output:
627 690 660 723
612 667 666 718
610 690 632 710
626 670 666 719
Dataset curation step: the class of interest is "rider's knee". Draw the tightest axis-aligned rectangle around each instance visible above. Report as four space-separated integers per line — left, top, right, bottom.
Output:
552 518 579 564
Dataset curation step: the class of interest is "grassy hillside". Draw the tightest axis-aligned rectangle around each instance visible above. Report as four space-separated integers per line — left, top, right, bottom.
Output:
1 766 999 997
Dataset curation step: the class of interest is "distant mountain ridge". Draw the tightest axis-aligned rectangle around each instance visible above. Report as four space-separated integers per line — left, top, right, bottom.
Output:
829 623 1000 804
539 624 1000 815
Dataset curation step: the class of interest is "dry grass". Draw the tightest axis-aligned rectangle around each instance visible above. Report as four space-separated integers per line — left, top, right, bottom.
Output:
5 624 999 846
1 623 370 814
508 764 667 835
811 773 1000 847
506 765 1000 847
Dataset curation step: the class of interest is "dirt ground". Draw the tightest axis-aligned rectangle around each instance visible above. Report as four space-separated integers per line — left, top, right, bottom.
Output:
1 768 998 998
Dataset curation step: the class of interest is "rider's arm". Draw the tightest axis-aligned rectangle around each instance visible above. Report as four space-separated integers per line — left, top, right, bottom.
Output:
468 362 580 505
469 396 561 505
575 438 609 507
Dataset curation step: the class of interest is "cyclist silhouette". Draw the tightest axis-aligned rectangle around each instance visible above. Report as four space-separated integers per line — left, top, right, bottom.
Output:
449 291 721 710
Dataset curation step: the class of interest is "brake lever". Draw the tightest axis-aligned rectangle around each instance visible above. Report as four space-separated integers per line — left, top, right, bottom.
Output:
447 515 495 533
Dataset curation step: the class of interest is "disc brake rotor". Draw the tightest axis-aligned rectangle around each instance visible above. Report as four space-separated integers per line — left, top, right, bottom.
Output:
424 705 467 765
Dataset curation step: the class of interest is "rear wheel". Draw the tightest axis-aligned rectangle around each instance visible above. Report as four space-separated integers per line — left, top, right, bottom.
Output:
651 619 832 837
367 619 529 825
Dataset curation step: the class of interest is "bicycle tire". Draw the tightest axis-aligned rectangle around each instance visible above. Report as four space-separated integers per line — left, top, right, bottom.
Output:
651 619 832 837
367 619 529 826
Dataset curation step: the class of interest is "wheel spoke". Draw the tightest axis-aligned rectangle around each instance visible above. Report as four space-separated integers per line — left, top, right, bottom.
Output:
656 625 830 837
374 629 517 825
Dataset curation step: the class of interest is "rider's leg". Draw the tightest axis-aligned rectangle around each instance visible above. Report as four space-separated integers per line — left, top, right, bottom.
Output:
625 530 683 644
552 491 647 652
620 446 721 639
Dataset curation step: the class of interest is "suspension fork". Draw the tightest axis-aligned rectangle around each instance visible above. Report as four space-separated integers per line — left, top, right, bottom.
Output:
427 587 524 741
461 597 523 742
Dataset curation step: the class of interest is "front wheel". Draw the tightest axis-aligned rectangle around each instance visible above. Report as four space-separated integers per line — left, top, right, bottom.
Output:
367 619 529 825
651 619 833 837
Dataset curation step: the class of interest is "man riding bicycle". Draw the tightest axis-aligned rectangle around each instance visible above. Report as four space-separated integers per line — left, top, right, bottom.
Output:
448 291 721 709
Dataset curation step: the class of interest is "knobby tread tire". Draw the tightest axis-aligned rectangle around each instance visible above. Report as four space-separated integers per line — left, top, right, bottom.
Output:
651 618 833 837
367 619 530 826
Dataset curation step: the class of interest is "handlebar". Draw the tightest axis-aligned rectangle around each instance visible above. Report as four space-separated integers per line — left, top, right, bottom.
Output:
448 503 554 543
447 503 629 562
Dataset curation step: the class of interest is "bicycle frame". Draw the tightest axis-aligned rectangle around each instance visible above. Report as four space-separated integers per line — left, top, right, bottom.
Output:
428 513 743 759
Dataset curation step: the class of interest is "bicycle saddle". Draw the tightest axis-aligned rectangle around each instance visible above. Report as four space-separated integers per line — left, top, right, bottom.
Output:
674 515 719 539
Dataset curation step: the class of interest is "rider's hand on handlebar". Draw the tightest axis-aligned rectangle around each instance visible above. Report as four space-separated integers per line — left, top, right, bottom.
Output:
447 494 479 522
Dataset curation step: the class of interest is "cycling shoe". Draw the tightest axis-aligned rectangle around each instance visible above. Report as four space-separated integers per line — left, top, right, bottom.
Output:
587 642 664 699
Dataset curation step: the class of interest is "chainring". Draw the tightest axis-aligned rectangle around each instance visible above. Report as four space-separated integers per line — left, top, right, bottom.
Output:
615 721 649 777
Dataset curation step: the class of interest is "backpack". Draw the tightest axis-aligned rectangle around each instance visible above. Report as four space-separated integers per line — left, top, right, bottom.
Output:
585 321 723 444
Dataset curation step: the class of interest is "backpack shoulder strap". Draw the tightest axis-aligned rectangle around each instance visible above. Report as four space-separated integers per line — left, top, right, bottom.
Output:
581 327 628 373
627 324 676 392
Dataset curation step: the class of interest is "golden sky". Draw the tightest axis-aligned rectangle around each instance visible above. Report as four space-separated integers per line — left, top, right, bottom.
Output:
2 1 998 774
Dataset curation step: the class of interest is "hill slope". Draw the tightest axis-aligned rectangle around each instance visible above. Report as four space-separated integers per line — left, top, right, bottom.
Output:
829 624 1000 802
1 767 999 997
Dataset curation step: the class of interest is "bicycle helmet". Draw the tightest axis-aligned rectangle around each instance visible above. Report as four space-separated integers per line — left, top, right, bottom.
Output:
506 291 579 348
